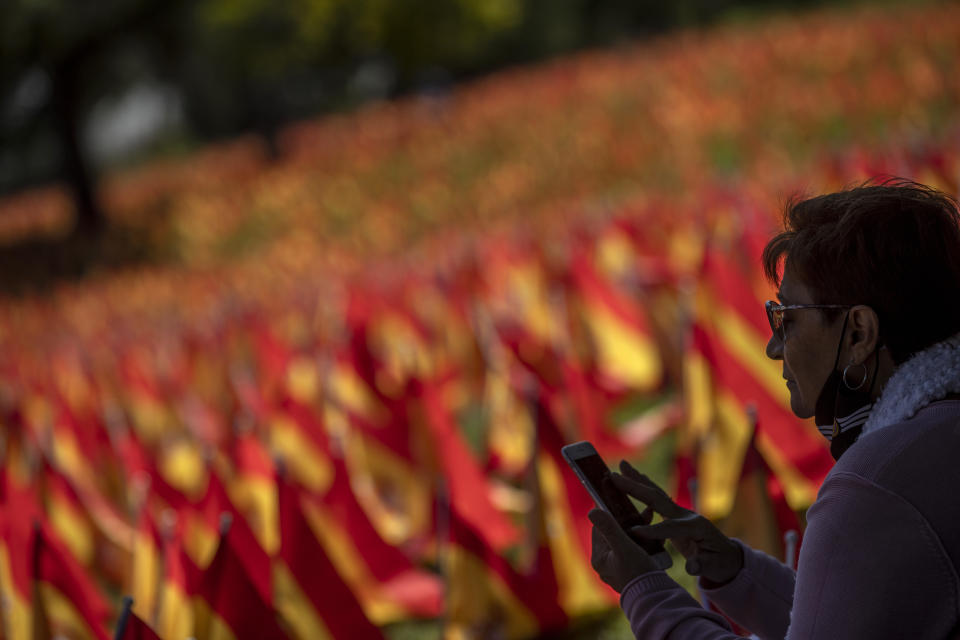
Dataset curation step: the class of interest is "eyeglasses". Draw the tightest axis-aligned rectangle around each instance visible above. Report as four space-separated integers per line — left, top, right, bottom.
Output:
765 300 851 339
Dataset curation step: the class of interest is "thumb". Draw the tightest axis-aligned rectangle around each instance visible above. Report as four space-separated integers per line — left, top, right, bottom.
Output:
685 556 702 575
588 508 632 551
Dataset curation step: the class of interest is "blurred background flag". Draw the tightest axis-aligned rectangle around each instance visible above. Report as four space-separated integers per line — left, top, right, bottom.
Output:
2 1 960 637
114 596 162 640
276 469 384 640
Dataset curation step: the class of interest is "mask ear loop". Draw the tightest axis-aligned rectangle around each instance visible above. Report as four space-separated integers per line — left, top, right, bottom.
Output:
826 311 852 427
832 311 851 372
867 341 882 396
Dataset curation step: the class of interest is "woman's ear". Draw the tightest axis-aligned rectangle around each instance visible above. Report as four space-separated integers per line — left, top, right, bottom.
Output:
846 305 881 364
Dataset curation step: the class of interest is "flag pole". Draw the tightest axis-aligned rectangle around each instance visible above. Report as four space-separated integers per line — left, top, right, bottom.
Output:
784 530 799 571
435 477 451 638
114 596 134 640
32 519 51 640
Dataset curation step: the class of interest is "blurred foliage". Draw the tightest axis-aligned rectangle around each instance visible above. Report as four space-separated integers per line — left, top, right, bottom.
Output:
383 609 637 639
1 0 957 289
0 0 930 202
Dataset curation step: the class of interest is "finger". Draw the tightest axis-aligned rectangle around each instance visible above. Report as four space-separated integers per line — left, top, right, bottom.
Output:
619 460 646 482
618 468 689 519
618 461 663 489
588 508 633 552
685 556 702 576
630 513 702 540
590 519 609 570
639 505 654 525
611 473 683 517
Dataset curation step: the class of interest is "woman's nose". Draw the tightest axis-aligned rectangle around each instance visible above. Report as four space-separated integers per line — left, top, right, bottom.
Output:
766 332 783 360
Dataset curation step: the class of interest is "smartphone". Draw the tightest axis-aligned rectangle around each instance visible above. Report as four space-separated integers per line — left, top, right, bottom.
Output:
561 441 672 570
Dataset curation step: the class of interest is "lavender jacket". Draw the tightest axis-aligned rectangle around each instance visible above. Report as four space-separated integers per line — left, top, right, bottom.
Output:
620 388 960 639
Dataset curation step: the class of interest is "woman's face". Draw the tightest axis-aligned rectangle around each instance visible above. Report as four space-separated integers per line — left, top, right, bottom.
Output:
765 270 845 419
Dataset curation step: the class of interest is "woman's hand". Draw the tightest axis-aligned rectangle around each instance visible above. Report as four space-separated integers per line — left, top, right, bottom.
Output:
588 507 661 593
612 461 744 587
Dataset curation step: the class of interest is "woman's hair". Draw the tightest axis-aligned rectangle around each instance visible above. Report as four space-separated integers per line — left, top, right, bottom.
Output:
762 178 960 364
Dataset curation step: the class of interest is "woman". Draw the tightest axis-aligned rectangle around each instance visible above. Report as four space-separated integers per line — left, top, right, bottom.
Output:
589 180 960 638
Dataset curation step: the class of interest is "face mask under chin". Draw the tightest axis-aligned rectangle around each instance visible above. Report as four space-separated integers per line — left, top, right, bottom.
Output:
815 367 873 442
813 311 877 460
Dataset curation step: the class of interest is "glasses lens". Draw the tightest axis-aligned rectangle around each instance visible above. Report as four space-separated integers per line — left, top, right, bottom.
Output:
765 301 784 336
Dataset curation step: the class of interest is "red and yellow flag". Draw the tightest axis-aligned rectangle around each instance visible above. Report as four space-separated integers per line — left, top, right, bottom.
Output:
194 515 288 640
681 237 833 519
444 504 567 640
305 453 443 624
276 472 384 640
32 521 112 640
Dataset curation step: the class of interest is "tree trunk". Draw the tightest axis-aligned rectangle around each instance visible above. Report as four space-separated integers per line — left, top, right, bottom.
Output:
51 60 104 236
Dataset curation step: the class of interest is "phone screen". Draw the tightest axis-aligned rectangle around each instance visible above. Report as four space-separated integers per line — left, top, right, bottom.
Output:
574 453 646 528
572 453 667 560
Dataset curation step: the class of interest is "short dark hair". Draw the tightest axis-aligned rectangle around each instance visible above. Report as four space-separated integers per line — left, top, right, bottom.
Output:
762 178 960 364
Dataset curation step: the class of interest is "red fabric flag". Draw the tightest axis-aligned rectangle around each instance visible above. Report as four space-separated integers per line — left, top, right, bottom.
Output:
195 472 272 604
530 389 618 614
0 448 43 640
414 376 519 551
732 428 804 555
444 503 567 638
41 461 97 568
683 242 833 518
33 520 112 640
268 383 440 623
195 514 289 640
115 597 162 640
156 524 200 640
496 321 627 456
277 471 384 640
229 429 279 554
568 240 664 394
312 453 443 621
129 503 162 625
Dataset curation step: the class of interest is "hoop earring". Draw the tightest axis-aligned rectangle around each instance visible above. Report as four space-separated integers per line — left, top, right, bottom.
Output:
842 361 868 390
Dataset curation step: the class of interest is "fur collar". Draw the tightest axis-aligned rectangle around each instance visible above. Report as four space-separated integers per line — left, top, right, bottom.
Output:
863 332 960 435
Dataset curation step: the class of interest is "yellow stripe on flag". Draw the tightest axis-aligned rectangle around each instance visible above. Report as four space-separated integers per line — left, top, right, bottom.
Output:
269 415 333 494
582 302 662 391
596 230 635 276
48 492 96 567
51 431 97 489
129 396 173 445
157 582 193 640
300 500 405 625
682 350 714 446
709 298 789 408
272 561 334 640
192 598 238 640
160 440 208 501
485 371 535 476
230 475 279 555
182 513 219 569
507 263 562 347
345 433 432 547
0 541 32 640
696 390 753 520
755 432 819 509
445 546 538 640
327 364 384 419
537 453 611 617
131 530 160 624
39 582 98 640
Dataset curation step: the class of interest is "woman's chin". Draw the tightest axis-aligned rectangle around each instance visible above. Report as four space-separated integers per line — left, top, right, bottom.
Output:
788 391 815 420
